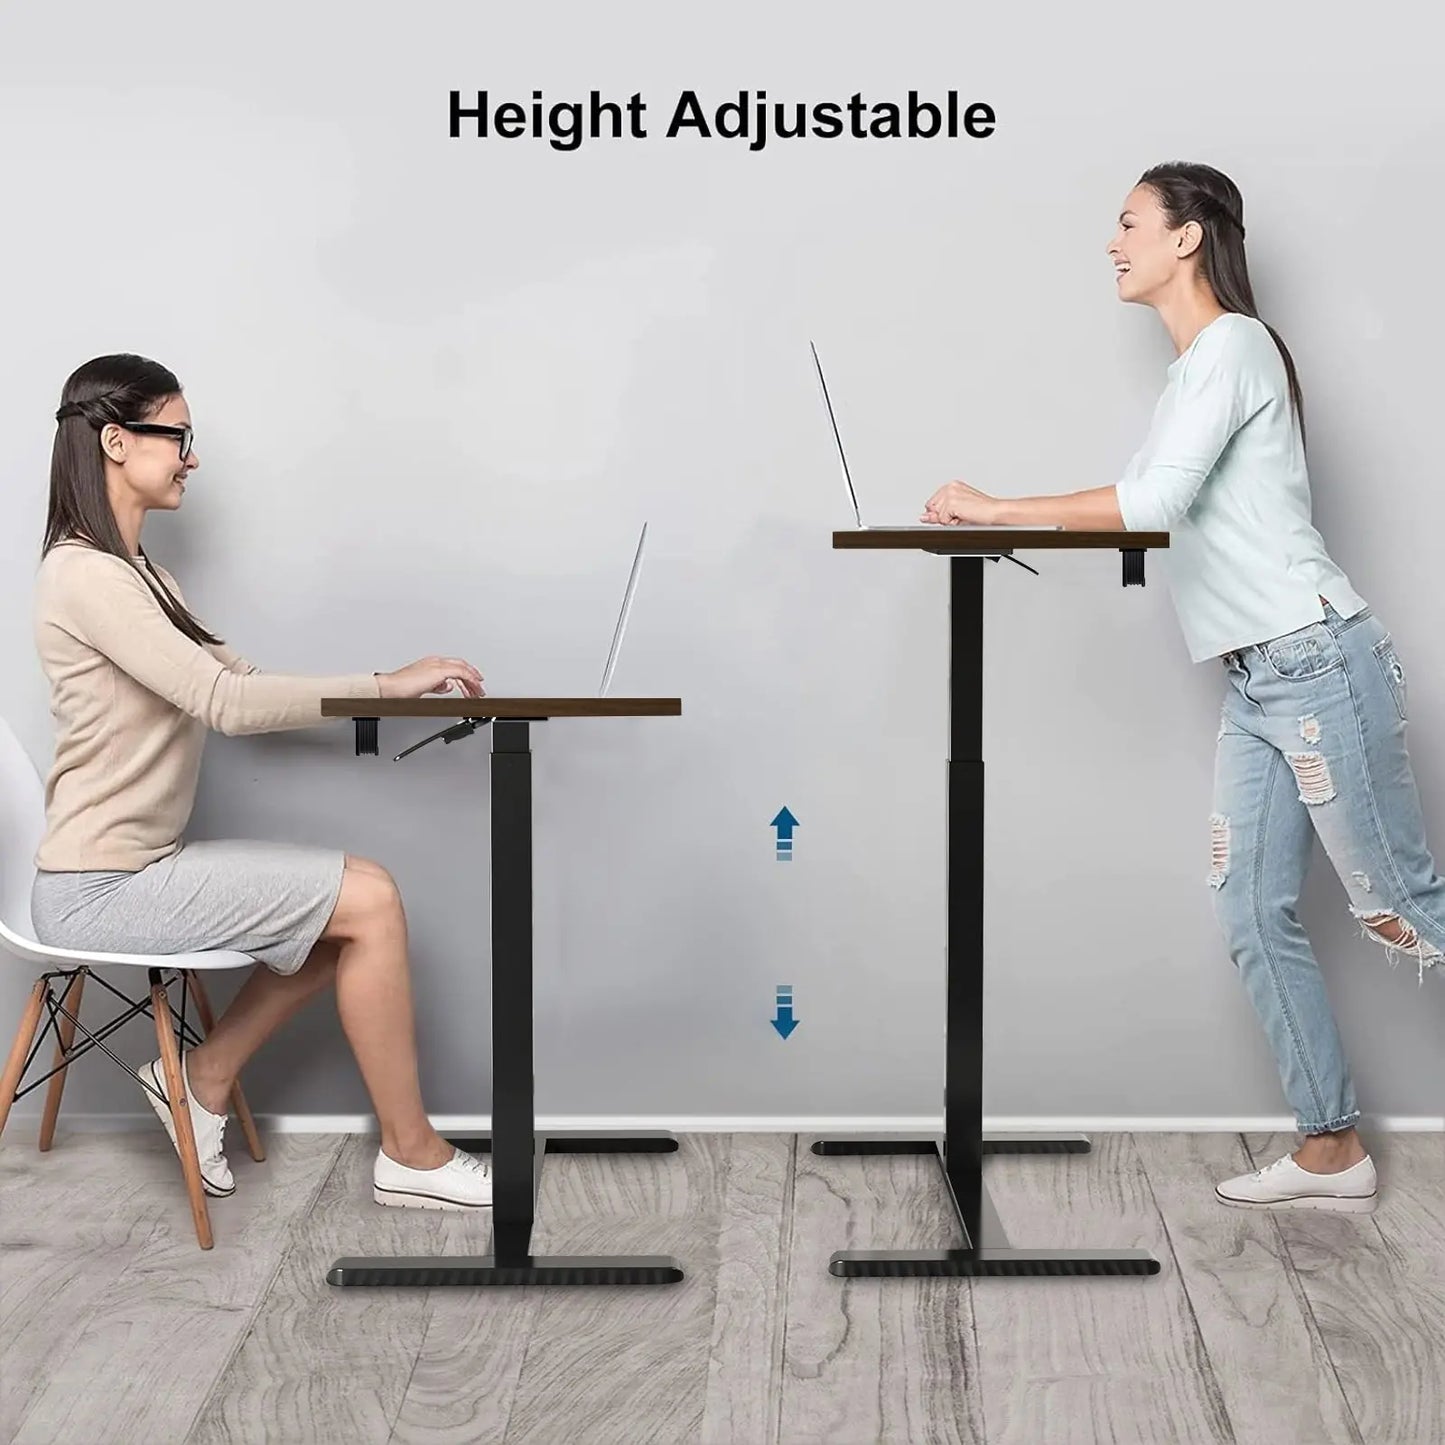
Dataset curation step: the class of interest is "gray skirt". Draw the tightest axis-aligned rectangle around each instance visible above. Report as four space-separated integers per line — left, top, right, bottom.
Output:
30 839 348 976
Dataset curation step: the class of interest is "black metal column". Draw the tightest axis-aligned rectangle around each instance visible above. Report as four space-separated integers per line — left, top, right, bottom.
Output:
946 555 986 1250
488 718 538 1262
328 718 684 1287
812 556 1160 1278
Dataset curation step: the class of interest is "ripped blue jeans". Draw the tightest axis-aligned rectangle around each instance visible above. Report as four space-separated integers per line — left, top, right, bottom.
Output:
1211 599 1444 1136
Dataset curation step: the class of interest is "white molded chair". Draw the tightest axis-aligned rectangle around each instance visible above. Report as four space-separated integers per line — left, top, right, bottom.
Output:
0 714 265 1248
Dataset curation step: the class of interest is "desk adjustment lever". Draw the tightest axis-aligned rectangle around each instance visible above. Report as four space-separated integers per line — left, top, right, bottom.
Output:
1120 549 1146 587
987 554 1040 577
393 717 492 762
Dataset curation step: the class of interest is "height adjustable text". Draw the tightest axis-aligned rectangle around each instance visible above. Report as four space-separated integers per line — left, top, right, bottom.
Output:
448 90 996 153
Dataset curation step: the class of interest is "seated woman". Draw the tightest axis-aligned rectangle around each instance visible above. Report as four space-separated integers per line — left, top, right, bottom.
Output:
31 352 491 1211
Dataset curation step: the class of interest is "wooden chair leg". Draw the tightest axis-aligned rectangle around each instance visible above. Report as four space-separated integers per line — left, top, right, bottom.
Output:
152 977 213 1250
38 971 86 1152
0 978 49 1141
186 970 265 1163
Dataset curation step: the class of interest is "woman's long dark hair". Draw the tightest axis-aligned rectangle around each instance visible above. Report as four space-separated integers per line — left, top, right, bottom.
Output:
44 353 224 646
1138 162 1307 448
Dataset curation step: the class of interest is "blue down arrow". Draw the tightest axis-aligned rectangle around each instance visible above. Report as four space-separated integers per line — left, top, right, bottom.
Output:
771 986 799 1039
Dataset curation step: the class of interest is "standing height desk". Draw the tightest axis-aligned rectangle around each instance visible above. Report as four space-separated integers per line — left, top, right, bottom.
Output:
319 697 684 1288
815 529 1169 1278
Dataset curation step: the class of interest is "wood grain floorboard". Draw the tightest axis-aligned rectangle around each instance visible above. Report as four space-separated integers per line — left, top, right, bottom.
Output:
972 1131 1233 1445
5 1129 340 1445
378 1173 539 1445
779 1132 984 1445
1 1129 171 1437
528 1126 730 1219
494 1133 730 1445
1245 1130 1445 1445
700 1133 793 1445
384 1280 541 1445
186 1135 475 1445
1372 1134 1445 1445
392 1133 795 1445
8 1127 338 1445
1132 1131 1362 1445
387 1133 729 1444
6 1129 1441 1445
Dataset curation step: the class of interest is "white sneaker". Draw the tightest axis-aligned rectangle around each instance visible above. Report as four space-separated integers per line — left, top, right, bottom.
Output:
1215 1151 1377 1212
373 1146 493 1210
137 1054 234 1197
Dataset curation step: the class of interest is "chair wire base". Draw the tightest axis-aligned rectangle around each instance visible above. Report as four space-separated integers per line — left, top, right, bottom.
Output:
8 967 201 1106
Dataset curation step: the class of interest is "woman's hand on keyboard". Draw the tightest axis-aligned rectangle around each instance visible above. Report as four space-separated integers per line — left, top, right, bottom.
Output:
377 656 486 700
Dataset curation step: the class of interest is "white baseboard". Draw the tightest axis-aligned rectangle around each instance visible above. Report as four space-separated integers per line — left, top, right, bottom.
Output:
23 1113 1445 1134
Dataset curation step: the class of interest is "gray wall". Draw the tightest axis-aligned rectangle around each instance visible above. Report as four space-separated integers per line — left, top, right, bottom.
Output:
2 1 1441 1126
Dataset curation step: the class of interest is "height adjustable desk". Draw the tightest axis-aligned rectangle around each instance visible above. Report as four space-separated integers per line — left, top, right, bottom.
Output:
816 529 1169 1278
319 696 684 1288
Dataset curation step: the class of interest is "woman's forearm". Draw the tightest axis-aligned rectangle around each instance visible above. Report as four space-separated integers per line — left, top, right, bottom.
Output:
993 485 1126 531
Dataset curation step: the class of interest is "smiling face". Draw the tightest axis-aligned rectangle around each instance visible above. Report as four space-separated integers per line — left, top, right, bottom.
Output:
99 393 199 514
1106 183 1202 305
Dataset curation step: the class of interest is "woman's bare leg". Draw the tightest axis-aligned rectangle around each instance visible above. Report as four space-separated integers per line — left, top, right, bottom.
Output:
1294 1125 1369 1172
328 905 452 1168
184 859 452 1170
184 945 340 1114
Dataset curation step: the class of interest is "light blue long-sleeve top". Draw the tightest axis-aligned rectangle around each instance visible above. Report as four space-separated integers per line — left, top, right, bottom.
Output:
1114 310 1366 663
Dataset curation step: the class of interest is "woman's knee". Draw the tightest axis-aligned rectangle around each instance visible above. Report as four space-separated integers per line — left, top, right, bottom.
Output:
322 855 404 942
1208 877 1265 960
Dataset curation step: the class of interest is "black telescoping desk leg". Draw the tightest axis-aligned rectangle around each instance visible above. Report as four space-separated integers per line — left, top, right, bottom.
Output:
811 556 1159 1277
328 717 683 1287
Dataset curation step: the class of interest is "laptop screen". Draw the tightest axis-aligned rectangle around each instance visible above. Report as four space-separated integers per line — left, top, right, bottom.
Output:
810 341 863 528
599 522 648 697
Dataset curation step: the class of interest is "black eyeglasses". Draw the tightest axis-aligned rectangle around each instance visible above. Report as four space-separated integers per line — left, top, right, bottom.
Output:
121 422 193 461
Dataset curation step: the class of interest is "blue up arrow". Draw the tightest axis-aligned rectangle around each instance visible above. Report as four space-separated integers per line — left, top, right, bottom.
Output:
771 985 799 1039
771 806 799 861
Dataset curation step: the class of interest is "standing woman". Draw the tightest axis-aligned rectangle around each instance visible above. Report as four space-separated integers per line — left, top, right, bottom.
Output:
922 161 1444 1212
27 353 493 1211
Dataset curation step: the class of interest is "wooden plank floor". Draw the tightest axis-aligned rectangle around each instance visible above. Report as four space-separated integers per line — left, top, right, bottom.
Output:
1 1129 1441 1444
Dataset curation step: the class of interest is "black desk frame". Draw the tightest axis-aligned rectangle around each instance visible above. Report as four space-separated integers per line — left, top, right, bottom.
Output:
328 717 683 1287
812 546 1162 1278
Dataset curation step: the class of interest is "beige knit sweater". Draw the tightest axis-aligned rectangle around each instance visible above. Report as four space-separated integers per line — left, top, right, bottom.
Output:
32 540 381 871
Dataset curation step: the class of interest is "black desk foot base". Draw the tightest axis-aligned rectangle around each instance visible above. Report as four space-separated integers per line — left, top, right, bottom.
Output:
327 1254 684 1287
442 1129 680 1155
812 1130 1093 1158
328 1131 685 1288
828 1247 1158 1278
812 1132 1160 1278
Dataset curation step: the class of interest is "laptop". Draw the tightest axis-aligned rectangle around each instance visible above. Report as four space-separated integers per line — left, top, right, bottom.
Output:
809 341 1061 532
394 523 648 759
598 521 647 696
459 521 647 697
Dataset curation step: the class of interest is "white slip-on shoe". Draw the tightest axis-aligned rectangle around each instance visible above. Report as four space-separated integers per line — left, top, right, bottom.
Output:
373 1147 493 1210
137 1054 234 1198
1214 1151 1377 1212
